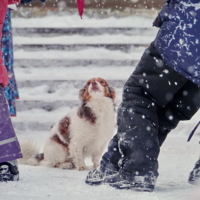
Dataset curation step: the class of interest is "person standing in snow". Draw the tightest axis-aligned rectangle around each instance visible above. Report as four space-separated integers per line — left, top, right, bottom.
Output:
0 0 22 182
85 0 200 191
0 0 47 182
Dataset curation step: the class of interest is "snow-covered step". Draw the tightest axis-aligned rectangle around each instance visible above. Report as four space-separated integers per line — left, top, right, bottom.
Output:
15 80 124 111
13 35 152 45
14 49 144 60
13 27 157 37
17 84 122 101
13 117 117 131
16 100 79 112
15 59 138 68
15 80 124 110
15 86 123 111
11 15 156 29
13 121 54 131
15 80 123 113
14 66 134 81
16 95 122 109
13 99 120 131
14 43 148 52
11 16 156 132
16 79 126 89
12 105 72 131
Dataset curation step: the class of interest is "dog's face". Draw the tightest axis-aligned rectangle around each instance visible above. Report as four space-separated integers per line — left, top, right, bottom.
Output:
79 77 115 102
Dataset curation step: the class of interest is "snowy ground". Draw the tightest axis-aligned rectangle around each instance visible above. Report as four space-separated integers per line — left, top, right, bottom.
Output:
1 12 200 200
1 133 200 200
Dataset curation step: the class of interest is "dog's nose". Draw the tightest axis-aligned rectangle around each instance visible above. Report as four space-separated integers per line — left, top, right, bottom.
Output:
92 82 97 86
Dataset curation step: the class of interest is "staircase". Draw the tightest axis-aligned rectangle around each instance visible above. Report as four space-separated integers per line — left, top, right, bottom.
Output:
11 21 156 132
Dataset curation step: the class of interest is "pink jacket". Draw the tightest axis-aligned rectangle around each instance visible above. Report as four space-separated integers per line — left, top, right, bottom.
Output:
0 0 19 87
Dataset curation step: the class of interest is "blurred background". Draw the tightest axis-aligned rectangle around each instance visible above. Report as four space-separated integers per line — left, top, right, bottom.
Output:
9 0 175 132
14 0 164 18
19 0 164 8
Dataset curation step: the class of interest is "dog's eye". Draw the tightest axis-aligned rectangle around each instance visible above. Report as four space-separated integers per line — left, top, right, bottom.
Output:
100 80 104 84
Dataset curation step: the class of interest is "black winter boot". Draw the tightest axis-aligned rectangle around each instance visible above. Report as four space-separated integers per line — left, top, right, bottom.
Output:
104 170 157 192
0 160 19 182
188 159 200 185
85 167 117 185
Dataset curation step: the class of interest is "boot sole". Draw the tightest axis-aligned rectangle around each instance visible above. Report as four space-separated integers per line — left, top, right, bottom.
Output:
109 182 154 192
85 179 103 186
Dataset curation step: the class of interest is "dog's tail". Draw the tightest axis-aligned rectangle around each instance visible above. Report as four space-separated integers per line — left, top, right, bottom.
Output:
18 139 44 166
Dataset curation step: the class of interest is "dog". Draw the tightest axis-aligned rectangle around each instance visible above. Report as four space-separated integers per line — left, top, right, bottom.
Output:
19 77 116 171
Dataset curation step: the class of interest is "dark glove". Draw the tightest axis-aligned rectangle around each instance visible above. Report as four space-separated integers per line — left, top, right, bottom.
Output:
21 0 47 4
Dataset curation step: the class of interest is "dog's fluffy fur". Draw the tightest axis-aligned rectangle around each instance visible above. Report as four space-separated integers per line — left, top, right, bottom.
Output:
18 77 116 170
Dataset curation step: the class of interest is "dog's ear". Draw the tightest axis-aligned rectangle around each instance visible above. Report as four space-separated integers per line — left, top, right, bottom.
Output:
79 86 90 102
105 85 116 101
79 86 86 101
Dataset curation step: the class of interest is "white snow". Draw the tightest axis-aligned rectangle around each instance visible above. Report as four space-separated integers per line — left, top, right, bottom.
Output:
13 35 153 45
17 84 122 101
12 14 155 28
0 12 200 200
14 49 143 60
14 66 134 80
1 133 200 200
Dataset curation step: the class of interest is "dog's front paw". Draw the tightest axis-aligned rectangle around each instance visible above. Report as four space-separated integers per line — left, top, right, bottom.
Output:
78 166 87 171
56 162 75 169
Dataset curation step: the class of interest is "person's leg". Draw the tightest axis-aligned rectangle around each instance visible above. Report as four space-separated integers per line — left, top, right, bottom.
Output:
157 80 200 146
0 85 22 182
109 42 188 176
0 1 22 182
104 43 200 190
0 85 22 162
86 42 190 188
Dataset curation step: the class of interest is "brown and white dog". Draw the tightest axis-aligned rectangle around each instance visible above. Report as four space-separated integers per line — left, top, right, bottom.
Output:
19 77 116 171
